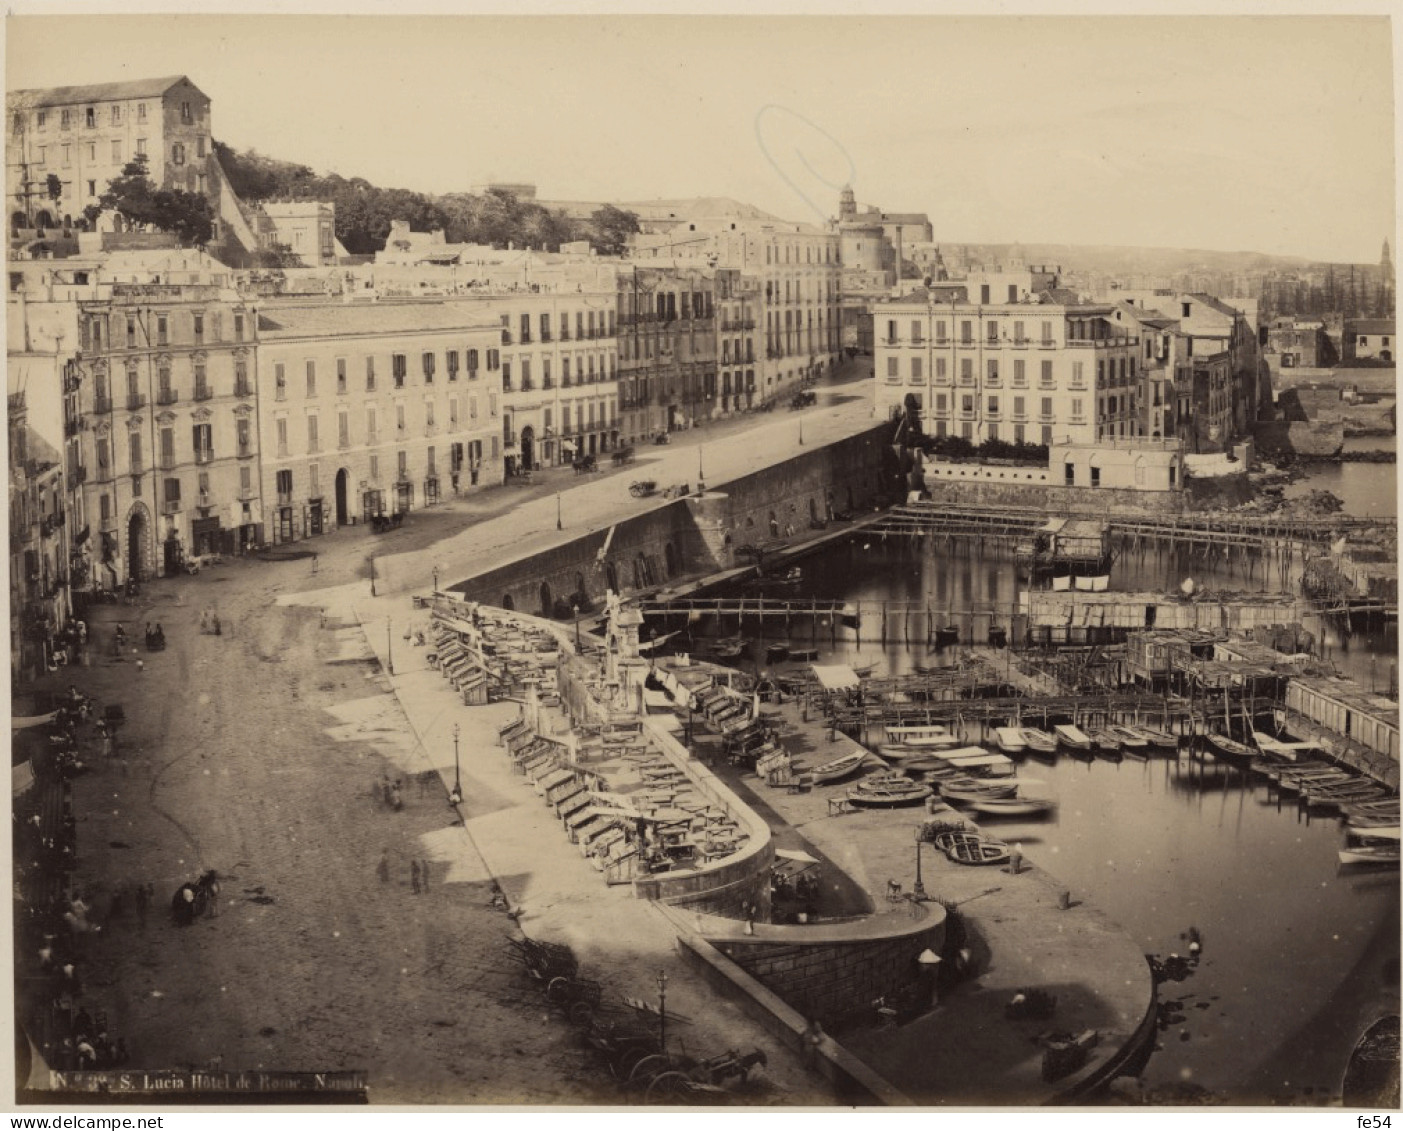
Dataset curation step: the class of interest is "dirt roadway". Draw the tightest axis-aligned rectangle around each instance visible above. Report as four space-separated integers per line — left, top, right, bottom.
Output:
46 557 613 1105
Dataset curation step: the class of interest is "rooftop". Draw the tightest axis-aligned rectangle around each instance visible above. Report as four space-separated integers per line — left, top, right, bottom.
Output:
11 75 200 108
256 300 501 339
1290 674 1400 727
1349 318 1396 335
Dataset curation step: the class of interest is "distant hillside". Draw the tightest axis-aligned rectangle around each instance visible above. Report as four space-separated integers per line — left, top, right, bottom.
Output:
213 143 639 257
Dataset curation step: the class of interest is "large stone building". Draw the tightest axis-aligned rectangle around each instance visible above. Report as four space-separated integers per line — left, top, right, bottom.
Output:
629 216 843 405
617 264 717 441
873 287 1143 448
6 77 234 247
255 301 503 541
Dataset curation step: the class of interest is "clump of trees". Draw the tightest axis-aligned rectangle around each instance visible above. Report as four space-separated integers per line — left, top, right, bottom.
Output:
212 141 640 257
84 155 214 246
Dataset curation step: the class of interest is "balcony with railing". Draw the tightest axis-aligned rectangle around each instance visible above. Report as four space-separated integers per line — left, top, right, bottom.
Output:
93 395 113 415
158 451 177 470
277 491 293 507
194 384 213 402
1066 335 1139 349
126 393 146 410
194 448 214 465
237 442 255 459
238 484 257 502
235 381 253 399
157 388 179 406
162 498 181 515
64 414 85 437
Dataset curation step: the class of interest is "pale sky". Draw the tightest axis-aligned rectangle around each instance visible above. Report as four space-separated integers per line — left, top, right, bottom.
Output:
5 11 1396 263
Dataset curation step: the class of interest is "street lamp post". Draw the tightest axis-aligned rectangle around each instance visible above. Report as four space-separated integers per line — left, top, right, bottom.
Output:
698 444 705 491
573 603 581 651
432 566 439 594
656 970 668 1054
386 617 393 676
799 416 804 446
913 830 927 899
451 722 462 802
556 492 563 531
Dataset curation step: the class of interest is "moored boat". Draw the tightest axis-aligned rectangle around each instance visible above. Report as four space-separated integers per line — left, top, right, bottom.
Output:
1251 729 1320 761
994 727 1028 754
1088 729 1123 755
939 777 1019 803
1019 728 1058 754
965 795 1057 819
1206 732 1254 761
1105 725 1150 750
884 724 962 748
1054 724 1092 750
1137 727 1179 751
934 830 1011 866
1339 839 1402 867
935 747 1017 777
847 778 933 807
1346 822 1401 839
811 751 869 785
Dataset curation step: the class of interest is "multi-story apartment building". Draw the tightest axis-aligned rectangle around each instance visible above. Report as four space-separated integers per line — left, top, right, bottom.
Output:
8 387 72 681
630 217 842 404
8 76 217 234
617 265 717 441
715 268 759 416
486 291 619 469
71 278 262 579
873 289 1141 446
255 302 502 541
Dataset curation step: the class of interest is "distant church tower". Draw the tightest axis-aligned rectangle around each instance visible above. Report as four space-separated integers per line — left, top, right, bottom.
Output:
838 184 857 222
1382 238 1394 280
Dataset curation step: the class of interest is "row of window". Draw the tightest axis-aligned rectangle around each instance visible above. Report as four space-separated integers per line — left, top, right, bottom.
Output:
886 318 1061 345
763 278 840 304
24 100 197 132
273 442 488 505
31 134 204 168
501 354 615 392
272 348 501 398
271 393 500 457
886 355 1139 385
504 309 615 344
95 420 252 476
764 242 837 267
500 398 618 440
618 291 714 323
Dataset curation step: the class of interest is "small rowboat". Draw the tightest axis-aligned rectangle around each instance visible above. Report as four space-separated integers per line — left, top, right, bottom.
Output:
1054 724 1092 750
934 830 1010 866
1088 729 1123 755
1344 800 1402 818
965 796 1056 819
1339 842 1402 867
994 727 1028 754
1206 733 1254 761
1136 727 1179 751
884 724 962 748
940 777 1019 803
711 639 749 661
1105 725 1150 750
811 751 869 785
1251 730 1320 761
935 748 1017 777
847 778 933 808
1346 822 1400 839
1019 728 1058 754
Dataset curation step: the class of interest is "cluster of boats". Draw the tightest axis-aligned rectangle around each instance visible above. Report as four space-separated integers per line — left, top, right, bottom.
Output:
992 722 1179 757
1193 728 1399 868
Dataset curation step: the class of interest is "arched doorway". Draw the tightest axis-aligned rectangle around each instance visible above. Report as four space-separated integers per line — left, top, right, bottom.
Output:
605 561 619 595
335 468 349 526
520 425 536 471
1382 350 1393 363
501 593 515 611
664 542 679 578
126 504 151 582
809 498 820 525
539 582 553 617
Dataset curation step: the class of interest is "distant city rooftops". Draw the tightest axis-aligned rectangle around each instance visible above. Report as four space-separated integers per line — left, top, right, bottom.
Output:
10 74 200 107
256 299 500 338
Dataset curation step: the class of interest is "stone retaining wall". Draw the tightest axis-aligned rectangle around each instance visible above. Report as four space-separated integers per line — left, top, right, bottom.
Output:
924 476 1189 516
708 912 946 1029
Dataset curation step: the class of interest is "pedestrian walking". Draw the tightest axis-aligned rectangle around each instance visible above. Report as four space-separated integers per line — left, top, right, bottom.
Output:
410 860 421 895
312 554 319 575
377 851 390 883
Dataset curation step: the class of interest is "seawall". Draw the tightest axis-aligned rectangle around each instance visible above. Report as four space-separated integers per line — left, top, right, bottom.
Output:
447 423 898 614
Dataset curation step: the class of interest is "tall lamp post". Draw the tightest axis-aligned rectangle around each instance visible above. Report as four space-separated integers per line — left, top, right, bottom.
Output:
573 603 581 652
913 828 927 899
432 565 439 594
656 970 668 1054
556 492 563 531
386 617 393 675
698 444 705 491
451 722 462 803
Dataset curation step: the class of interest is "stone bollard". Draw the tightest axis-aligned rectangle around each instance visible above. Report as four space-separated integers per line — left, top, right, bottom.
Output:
1058 890 1072 910
1008 845 1023 874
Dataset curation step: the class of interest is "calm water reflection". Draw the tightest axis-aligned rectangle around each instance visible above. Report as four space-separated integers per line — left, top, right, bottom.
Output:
725 535 1398 1101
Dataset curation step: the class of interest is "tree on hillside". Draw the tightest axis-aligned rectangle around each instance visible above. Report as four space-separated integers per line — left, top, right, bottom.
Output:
587 204 640 256
88 154 213 246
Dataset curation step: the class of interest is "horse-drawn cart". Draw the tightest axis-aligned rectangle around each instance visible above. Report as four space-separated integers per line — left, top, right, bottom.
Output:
629 480 658 498
612 446 636 467
573 454 598 475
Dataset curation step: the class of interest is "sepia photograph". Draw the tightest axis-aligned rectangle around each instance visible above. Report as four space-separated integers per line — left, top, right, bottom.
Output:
4 6 1398 1113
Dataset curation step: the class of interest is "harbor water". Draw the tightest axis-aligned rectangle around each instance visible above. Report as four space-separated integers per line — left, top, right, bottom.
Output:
709 533 1398 1103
